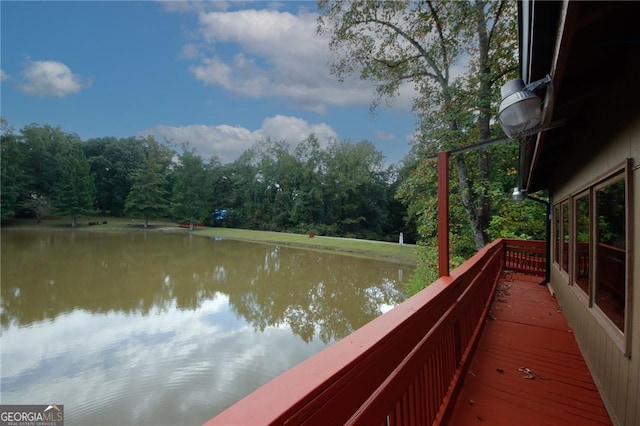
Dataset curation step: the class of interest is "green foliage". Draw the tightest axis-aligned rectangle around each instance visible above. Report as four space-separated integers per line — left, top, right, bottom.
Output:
171 148 213 226
596 179 626 246
83 136 146 215
2 123 97 223
52 142 95 226
487 200 546 240
323 140 390 237
318 1 523 287
203 135 406 242
124 137 171 228
404 243 440 296
1 120 26 217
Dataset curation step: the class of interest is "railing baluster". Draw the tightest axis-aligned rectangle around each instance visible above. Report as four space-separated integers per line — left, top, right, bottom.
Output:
502 239 546 275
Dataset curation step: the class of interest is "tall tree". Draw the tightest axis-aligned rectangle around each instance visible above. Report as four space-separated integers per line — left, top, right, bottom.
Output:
19 124 83 221
52 142 95 227
124 137 171 228
255 139 303 230
83 137 146 215
218 150 260 228
291 135 325 228
171 148 213 230
318 1 518 249
0 119 26 218
323 140 388 238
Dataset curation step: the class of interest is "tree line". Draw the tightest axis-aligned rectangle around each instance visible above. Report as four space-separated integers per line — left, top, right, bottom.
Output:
1 119 545 247
0 120 412 241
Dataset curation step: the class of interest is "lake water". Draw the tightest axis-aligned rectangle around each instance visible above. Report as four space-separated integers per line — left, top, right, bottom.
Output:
0 230 410 425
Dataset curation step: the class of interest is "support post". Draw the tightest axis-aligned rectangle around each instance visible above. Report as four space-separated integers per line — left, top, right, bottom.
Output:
438 151 450 277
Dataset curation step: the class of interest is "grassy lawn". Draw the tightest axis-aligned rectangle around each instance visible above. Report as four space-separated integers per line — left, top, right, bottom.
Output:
198 228 416 265
2 216 417 265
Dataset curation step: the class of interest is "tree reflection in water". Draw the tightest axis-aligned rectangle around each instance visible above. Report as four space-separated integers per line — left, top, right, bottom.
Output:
1 230 408 343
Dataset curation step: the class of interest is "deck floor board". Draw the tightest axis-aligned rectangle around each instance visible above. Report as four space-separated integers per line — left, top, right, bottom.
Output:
448 273 612 425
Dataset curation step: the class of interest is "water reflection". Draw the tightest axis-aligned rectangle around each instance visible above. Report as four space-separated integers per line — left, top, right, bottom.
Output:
1 230 409 425
1 231 405 343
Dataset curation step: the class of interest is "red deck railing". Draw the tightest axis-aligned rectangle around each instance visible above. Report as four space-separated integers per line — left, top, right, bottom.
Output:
502 238 546 275
204 238 545 426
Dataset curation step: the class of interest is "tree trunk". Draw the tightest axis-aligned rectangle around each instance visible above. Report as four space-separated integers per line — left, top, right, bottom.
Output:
454 155 487 249
473 0 493 249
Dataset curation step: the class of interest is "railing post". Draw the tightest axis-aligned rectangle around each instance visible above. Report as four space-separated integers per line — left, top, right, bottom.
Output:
438 151 450 277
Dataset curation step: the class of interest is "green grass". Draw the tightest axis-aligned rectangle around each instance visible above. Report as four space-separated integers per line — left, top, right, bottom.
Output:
198 228 416 265
2 216 417 265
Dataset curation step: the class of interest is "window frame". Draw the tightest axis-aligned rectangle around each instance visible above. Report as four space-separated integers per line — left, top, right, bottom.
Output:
563 159 633 356
572 189 592 300
553 199 571 278
561 200 571 275
554 204 561 266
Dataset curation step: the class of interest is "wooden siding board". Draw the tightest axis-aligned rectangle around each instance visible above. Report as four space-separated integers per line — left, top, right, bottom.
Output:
627 359 639 426
547 106 639 426
449 275 612 425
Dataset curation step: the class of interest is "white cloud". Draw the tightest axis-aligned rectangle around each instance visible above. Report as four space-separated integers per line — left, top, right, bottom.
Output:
189 53 270 98
260 115 336 145
180 43 202 60
158 0 230 14
1 294 330 424
0 69 10 82
20 60 89 97
143 124 259 162
184 8 397 113
140 115 337 163
374 130 396 142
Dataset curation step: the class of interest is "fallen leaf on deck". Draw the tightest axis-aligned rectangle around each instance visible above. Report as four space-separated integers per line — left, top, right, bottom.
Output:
518 366 549 380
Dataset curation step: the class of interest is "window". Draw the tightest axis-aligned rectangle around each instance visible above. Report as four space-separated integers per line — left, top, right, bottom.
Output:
594 175 626 333
553 200 571 275
561 201 570 273
554 204 561 265
555 160 632 354
574 194 590 295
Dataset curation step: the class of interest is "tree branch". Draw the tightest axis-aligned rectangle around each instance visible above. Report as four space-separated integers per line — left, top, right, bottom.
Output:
487 1 507 49
353 17 447 87
426 1 450 80
489 65 519 87
371 53 422 69
371 55 441 81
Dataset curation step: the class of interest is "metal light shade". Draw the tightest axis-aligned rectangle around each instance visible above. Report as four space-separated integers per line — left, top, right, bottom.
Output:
498 79 542 139
512 187 528 202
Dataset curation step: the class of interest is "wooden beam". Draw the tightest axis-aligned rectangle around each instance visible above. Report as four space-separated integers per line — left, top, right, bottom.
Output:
438 151 450 277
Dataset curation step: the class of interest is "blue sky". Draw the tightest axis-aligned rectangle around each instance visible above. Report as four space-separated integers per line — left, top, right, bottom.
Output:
1 1 417 164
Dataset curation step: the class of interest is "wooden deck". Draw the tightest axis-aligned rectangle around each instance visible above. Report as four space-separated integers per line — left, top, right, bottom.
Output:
448 272 612 425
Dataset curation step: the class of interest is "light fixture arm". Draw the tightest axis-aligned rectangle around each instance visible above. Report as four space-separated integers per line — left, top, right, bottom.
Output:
524 74 552 93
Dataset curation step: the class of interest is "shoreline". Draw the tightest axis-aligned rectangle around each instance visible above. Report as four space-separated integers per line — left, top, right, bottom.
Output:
2 217 417 266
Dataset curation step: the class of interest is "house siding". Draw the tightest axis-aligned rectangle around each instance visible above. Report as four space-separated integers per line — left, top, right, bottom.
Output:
547 84 639 426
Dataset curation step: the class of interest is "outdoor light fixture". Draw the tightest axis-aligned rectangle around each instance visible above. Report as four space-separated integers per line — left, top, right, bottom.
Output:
512 187 528 202
498 75 552 139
